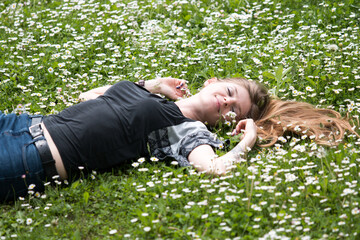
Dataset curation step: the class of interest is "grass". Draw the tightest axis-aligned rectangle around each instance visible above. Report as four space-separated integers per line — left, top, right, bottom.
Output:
0 0 360 239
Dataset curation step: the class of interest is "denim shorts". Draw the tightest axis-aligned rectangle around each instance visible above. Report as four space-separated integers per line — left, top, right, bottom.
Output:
0 112 46 202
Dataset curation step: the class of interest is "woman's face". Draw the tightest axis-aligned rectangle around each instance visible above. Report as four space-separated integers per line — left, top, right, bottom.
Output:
197 81 251 126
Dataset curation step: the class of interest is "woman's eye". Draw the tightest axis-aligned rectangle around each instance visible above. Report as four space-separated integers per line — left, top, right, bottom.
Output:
227 87 232 96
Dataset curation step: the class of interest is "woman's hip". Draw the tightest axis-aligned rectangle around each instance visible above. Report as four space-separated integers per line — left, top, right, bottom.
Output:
0 112 46 202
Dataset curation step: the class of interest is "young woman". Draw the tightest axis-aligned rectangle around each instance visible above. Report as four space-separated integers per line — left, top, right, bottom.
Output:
0 77 356 202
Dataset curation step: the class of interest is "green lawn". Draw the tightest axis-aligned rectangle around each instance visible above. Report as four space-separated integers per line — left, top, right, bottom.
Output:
0 0 359 239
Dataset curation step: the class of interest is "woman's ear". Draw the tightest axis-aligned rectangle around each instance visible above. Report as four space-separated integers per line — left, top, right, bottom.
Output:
203 77 218 87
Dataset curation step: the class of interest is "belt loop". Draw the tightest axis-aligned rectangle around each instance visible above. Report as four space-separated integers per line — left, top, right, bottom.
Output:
30 116 43 126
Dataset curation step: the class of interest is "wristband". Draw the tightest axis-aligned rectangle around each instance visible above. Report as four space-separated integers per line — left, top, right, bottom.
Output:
138 80 145 87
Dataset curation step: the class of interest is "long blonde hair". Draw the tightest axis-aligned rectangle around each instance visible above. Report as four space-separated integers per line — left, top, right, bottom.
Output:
219 78 358 147
256 99 358 147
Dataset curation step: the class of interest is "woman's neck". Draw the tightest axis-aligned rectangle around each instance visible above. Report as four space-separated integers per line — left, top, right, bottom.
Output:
175 96 203 122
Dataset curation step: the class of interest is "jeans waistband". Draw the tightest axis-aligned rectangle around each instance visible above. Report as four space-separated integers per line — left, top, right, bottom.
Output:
29 117 59 181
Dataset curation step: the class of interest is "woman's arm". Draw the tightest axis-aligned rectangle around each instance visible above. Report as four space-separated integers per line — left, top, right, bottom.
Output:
138 77 188 100
79 78 188 101
188 119 257 175
78 85 112 101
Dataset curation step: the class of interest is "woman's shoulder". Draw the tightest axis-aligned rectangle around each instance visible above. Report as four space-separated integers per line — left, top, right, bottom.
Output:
104 80 150 97
112 80 136 88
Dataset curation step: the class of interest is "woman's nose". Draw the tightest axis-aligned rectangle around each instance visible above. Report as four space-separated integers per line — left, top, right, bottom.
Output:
224 97 234 106
224 97 228 106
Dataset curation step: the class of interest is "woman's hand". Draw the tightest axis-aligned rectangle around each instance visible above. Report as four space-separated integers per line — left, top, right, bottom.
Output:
231 119 257 150
156 77 189 100
188 119 257 176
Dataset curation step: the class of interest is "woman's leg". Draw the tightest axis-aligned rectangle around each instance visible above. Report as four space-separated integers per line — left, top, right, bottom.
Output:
0 112 46 202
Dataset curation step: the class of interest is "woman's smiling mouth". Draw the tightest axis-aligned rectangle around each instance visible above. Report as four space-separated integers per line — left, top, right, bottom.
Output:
215 95 220 113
